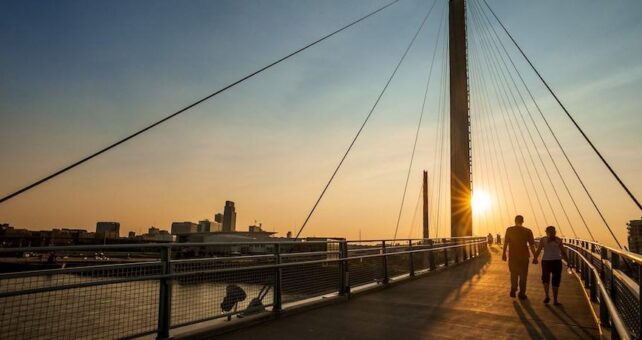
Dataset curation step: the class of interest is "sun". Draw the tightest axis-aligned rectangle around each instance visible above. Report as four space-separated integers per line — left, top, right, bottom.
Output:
472 190 491 214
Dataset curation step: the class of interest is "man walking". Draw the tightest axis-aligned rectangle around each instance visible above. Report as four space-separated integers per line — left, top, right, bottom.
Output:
502 215 536 299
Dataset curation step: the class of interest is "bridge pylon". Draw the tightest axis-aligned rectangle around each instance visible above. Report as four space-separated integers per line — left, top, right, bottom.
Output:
449 0 472 237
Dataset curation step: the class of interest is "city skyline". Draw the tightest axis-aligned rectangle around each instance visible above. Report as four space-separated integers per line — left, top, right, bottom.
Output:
1 0 641 246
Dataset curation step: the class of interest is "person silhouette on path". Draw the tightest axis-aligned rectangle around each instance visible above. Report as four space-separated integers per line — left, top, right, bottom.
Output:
502 215 537 299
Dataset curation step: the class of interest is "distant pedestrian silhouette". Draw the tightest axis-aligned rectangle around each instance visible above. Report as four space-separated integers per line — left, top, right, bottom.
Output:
487 233 494 246
496 233 502 245
502 215 536 299
533 226 569 305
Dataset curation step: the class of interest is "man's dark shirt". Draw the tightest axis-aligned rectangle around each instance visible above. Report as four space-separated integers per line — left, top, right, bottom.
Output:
505 226 535 260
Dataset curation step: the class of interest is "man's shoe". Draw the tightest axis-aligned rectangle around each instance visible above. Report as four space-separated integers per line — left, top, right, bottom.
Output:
510 291 516 298
543 297 550 304
518 294 528 300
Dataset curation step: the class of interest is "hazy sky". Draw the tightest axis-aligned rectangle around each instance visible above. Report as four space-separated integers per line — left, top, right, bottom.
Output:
1 0 641 247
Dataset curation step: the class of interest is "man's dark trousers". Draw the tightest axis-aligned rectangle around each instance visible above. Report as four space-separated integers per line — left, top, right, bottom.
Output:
509 257 529 294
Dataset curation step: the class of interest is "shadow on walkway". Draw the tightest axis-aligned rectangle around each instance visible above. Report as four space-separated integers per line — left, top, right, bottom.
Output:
207 247 598 340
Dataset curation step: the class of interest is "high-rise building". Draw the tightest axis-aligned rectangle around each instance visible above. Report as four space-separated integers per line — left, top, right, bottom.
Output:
222 201 236 232
627 218 642 254
171 222 198 235
96 222 120 238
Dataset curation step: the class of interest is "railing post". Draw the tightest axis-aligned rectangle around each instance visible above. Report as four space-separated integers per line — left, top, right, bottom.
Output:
429 243 436 271
443 247 449 267
590 270 597 302
606 251 620 334
339 241 350 296
382 241 389 284
638 264 642 337
454 242 460 264
463 241 468 260
408 240 415 277
611 252 619 300
600 247 608 279
273 243 283 312
157 246 172 340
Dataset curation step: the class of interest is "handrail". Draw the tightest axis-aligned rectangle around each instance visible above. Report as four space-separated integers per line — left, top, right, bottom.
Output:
0 240 487 296
564 245 632 339
564 238 642 266
0 236 485 253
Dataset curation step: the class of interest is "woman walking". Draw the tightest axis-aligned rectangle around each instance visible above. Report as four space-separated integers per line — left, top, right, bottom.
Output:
533 226 569 305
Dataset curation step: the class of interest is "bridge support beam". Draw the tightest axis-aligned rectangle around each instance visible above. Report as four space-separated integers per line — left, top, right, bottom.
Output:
449 0 472 237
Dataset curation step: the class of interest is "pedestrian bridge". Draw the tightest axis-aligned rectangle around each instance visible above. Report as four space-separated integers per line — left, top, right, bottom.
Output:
0 237 638 339
210 246 598 340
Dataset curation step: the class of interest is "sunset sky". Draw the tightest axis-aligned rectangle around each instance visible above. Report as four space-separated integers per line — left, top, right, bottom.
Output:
1 0 641 247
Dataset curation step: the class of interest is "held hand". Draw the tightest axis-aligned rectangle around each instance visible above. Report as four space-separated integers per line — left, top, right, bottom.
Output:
502 254 507 262
532 258 538 265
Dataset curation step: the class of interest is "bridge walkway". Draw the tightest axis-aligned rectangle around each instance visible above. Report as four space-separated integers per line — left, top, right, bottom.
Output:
213 246 600 339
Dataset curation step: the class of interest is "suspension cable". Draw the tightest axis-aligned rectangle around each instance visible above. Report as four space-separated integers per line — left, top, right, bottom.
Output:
469 18 546 236
471 0 594 240
480 0 621 247
481 0 641 213
469 36 538 235
295 0 438 239
393 1 445 241
0 0 401 205
469 4 574 237
433 26 450 238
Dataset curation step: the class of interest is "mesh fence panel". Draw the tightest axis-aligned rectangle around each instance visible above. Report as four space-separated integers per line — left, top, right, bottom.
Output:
614 276 640 338
348 255 385 287
387 252 411 279
171 256 275 327
0 279 159 339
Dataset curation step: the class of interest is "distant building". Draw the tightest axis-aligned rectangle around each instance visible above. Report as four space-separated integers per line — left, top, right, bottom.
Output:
171 222 198 235
249 224 263 233
96 222 120 238
214 213 223 224
146 227 173 242
628 218 642 254
198 220 212 233
222 201 237 232
128 231 136 238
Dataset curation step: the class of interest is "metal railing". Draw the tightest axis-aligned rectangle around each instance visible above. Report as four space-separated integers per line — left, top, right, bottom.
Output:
0 236 487 339
564 238 642 340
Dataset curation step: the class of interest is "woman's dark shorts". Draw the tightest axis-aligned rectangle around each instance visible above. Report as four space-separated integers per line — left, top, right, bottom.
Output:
541 260 563 287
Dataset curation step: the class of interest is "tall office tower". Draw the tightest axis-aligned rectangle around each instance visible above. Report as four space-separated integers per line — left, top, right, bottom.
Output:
222 201 237 232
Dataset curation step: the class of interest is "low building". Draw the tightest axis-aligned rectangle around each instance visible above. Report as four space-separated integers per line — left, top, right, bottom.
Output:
171 222 198 235
96 222 120 238
146 227 173 242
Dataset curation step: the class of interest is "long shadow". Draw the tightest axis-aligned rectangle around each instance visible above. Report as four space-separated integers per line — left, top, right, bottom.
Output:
216 251 493 340
519 300 557 339
546 304 597 339
513 301 543 339
435 252 491 303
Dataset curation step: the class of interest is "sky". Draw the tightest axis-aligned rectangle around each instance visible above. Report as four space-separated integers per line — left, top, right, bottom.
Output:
0 0 641 247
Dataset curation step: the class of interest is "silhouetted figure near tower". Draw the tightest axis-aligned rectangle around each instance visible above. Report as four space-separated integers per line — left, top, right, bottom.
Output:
502 215 536 299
